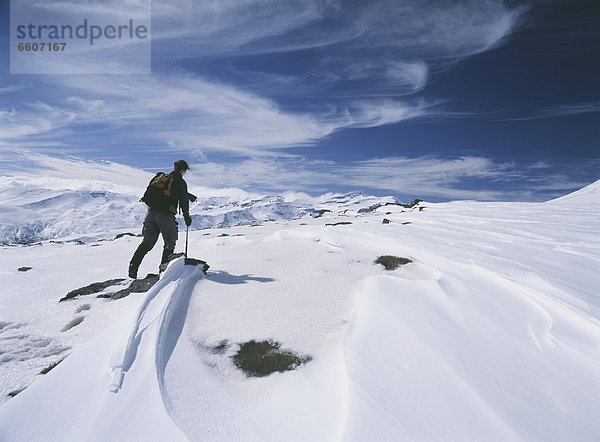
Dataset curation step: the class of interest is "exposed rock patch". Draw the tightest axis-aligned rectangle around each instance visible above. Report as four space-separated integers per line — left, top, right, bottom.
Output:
114 232 139 240
104 274 160 300
358 199 423 213
17 267 32 272
8 388 26 398
39 358 64 375
60 278 126 302
314 209 331 218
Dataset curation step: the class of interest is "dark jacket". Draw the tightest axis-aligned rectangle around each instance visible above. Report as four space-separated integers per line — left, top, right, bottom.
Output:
169 171 189 216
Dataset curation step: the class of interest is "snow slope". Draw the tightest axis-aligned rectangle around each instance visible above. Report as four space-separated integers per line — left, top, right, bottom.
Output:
547 178 600 204
1 182 599 440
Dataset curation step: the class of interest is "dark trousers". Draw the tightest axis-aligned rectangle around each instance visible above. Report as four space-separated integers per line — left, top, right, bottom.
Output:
130 209 178 271
141 208 178 252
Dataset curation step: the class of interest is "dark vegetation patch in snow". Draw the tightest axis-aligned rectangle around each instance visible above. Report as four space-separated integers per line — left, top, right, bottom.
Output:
232 339 312 377
17 266 32 272
8 388 26 398
375 255 413 271
106 274 159 300
211 340 230 355
60 278 127 302
61 316 84 332
39 358 64 375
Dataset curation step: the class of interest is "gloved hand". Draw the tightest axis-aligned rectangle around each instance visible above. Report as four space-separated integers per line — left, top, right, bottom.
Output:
188 192 197 203
184 213 192 226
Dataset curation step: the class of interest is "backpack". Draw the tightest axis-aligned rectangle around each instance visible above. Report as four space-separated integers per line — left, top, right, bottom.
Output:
140 172 177 214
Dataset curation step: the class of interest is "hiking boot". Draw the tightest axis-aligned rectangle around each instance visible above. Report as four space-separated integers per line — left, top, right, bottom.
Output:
161 247 175 265
159 250 185 273
129 242 151 279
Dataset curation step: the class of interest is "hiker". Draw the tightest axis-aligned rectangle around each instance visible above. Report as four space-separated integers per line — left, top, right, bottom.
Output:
128 160 195 279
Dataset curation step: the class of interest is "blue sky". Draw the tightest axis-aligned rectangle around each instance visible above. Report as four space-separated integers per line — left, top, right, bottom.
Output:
0 0 598 201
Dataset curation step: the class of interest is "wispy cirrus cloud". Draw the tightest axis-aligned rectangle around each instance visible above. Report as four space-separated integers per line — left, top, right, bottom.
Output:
182 155 593 202
0 147 152 195
2 0 526 151
498 101 600 121
1 0 536 201
537 102 600 119
0 103 75 142
1 74 434 155
0 83 33 94
2 148 593 202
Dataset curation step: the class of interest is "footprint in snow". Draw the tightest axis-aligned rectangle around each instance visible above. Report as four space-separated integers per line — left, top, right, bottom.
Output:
61 316 85 332
76 304 91 313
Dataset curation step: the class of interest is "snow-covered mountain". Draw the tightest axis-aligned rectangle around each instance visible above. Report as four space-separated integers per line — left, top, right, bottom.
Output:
0 181 401 245
0 167 402 245
0 179 143 244
1 155 599 440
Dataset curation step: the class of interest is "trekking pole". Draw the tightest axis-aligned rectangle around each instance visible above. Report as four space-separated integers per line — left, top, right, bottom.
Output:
185 225 189 258
182 223 209 274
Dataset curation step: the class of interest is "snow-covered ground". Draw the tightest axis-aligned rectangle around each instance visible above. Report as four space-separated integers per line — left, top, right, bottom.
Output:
0 158 599 440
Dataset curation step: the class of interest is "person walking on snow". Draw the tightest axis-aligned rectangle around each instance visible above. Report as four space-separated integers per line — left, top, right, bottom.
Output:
128 160 194 279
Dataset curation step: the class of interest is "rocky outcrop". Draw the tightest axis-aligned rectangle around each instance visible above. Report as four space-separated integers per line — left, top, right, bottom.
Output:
105 274 160 300
60 279 127 302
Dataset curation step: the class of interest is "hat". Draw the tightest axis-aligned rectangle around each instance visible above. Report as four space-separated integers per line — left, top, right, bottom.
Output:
174 160 190 172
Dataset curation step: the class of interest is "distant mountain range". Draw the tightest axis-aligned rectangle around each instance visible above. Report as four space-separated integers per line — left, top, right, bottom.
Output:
0 175 401 245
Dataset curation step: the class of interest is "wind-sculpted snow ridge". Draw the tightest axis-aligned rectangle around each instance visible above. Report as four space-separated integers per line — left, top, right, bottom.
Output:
343 271 600 440
108 258 203 393
0 257 204 441
340 199 600 440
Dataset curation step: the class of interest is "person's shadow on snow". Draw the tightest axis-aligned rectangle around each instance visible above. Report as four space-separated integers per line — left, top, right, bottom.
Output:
206 271 274 285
